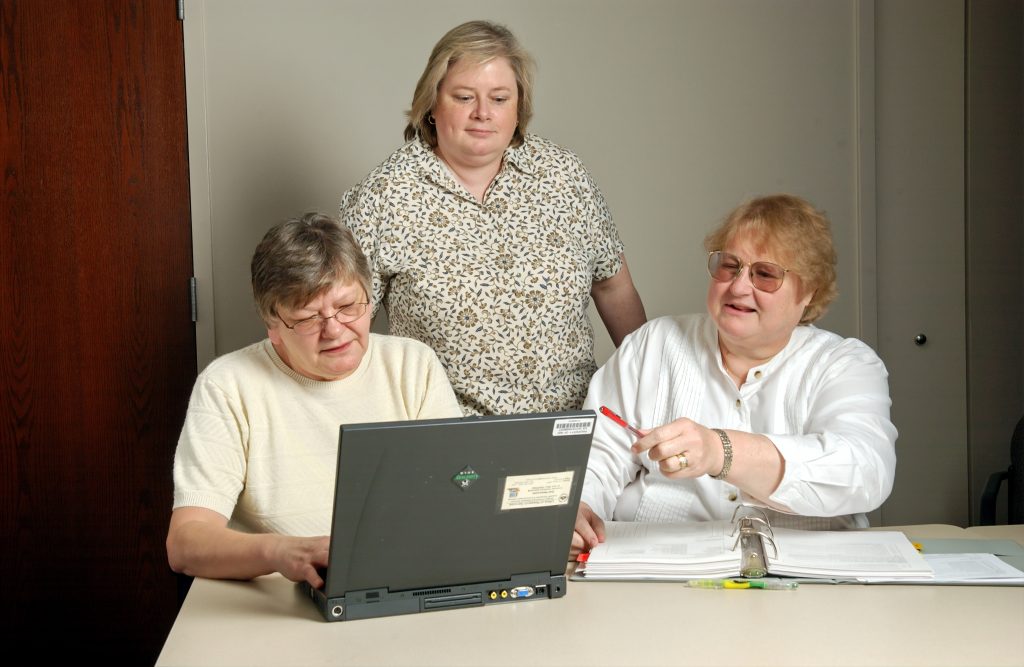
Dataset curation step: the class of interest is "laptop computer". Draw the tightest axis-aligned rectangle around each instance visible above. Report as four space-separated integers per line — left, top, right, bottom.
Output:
303 409 595 622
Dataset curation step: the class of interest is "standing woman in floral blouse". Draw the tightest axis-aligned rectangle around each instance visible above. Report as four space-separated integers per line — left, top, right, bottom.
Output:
340 20 647 415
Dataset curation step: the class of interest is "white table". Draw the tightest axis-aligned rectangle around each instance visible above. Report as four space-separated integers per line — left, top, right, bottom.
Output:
157 524 1024 667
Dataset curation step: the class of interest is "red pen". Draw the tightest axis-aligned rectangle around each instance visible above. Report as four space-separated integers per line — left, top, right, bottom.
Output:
599 405 644 438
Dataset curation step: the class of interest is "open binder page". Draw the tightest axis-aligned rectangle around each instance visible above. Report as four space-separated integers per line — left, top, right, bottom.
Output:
574 521 935 582
764 527 933 580
576 521 741 579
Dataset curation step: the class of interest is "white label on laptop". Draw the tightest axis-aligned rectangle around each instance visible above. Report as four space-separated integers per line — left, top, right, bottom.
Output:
500 472 576 510
552 417 595 437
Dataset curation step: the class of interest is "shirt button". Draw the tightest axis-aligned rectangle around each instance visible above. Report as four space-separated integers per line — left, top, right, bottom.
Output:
754 370 763 379
728 493 738 502
735 399 741 408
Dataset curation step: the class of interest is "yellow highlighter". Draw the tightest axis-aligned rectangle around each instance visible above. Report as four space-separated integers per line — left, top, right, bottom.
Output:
688 578 798 590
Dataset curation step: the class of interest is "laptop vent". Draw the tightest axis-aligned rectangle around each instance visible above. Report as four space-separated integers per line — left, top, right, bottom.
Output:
413 587 452 597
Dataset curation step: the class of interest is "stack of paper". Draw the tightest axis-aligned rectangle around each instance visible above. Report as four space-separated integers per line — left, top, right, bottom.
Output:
914 538 1024 585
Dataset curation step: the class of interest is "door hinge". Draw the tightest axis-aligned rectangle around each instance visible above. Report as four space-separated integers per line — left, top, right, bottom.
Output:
189 276 198 323
177 0 184 21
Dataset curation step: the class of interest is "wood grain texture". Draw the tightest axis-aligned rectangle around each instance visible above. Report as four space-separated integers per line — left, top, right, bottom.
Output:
1 1 195 663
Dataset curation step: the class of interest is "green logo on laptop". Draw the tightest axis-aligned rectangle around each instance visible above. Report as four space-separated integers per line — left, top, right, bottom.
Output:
452 466 479 490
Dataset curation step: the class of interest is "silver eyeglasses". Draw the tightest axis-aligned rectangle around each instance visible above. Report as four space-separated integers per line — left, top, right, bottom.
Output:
282 302 369 335
707 251 791 293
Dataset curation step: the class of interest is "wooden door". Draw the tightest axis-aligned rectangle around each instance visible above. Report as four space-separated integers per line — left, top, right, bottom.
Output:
0 1 195 663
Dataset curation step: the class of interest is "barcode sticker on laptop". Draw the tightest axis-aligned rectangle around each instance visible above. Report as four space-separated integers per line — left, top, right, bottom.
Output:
552 417 595 437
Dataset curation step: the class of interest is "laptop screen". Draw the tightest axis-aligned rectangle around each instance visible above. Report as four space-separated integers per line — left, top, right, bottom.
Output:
324 410 595 598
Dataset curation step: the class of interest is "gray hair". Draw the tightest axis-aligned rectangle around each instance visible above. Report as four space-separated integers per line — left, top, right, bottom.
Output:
251 212 372 325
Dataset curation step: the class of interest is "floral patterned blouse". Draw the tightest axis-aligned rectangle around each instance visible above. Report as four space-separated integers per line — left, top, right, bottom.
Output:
340 134 625 415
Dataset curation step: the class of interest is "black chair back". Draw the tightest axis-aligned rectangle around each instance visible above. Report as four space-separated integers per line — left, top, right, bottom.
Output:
981 415 1024 525
1009 415 1024 523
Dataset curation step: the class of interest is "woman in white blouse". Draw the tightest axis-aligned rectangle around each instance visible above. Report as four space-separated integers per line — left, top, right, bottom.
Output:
571 194 897 557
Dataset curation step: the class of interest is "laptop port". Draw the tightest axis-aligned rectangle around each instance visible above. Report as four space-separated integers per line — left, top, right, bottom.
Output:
423 593 481 609
510 586 535 599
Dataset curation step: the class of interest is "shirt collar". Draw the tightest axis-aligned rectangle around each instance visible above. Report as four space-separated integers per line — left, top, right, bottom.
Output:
707 316 816 381
502 138 535 175
412 135 537 188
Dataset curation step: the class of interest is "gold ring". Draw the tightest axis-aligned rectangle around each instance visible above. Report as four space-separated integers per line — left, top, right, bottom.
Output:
676 453 688 470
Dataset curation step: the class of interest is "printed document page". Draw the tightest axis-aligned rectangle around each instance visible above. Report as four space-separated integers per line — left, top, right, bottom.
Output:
766 527 933 580
576 522 934 581
579 521 741 578
919 553 1024 585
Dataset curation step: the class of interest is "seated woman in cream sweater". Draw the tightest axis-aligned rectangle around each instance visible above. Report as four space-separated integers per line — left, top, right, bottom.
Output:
166 213 461 589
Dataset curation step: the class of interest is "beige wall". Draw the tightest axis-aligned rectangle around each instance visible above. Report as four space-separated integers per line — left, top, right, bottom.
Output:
185 0 872 369
965 0 1024 524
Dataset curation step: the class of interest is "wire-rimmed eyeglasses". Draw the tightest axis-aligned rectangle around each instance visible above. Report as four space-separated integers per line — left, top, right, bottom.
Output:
707 251 790 293
281 302 369 335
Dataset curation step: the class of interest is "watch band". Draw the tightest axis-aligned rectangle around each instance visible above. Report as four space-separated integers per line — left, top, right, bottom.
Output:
710 428 732 480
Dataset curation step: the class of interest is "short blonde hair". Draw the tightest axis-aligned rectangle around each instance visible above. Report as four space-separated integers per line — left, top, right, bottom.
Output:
704 194 838 324
251 213 371 325
404 20 535 148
